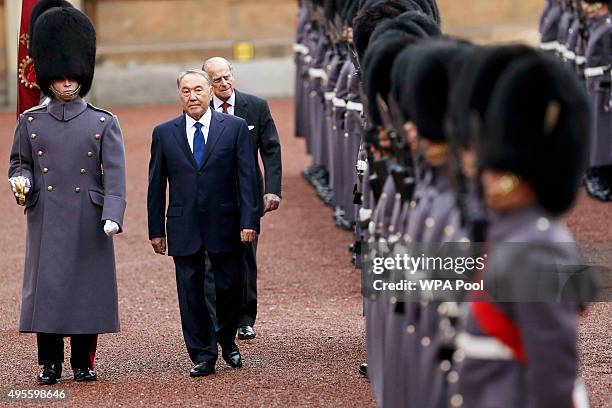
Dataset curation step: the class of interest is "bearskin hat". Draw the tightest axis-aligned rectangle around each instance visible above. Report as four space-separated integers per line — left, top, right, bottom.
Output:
480 55 590 214
30 2 96 97
405 39 473 141
446 44 537 149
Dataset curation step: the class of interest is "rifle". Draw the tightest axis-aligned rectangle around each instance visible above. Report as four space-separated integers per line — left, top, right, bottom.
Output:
376 93 417 203
349 109 385 204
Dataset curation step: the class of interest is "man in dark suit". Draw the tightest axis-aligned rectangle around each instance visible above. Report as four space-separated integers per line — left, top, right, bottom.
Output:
147 69 260 377
203 57 282 340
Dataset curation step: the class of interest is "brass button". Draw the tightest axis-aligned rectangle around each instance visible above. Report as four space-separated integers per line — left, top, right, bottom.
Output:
75 187 81 193
37 150 43 157
47 185 53 192
100 117 106 122
95 134 101 140
43 168 49 173
87 151 93 157
28 116 34 122
425 217 435 228
450 394 463 407
80 169 86 174
31 133 37 139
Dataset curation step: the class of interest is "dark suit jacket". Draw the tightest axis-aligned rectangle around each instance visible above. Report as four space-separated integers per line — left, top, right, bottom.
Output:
147 110 260 256
213 90 282 210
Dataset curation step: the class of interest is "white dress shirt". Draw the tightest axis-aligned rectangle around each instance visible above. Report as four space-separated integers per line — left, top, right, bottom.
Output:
212 91 236 116
185 108 212 152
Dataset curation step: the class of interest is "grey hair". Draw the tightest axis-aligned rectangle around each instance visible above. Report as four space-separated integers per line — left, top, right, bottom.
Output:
202 57 234 74
177 69 212 88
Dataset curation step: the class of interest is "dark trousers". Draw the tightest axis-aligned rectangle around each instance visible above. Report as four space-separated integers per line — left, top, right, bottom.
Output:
37 333 98 368
239 239 258 327
173 246 245 364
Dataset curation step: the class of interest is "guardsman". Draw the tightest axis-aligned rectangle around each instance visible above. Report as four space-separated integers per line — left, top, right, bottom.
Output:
361 8 442 405
573 0 591 81
294 0 310 139
442 43 538 408
358 4 442 404
556 0 577 60
450 53 596 408
564 2 582 68
302 1 329 195
321 0 348 223
370 13 442 408
362 34 410 404
355 0 419 390
8 0 126 384
540 0 563 55
394 40 473 408
332 1 357 230
583 0 612 201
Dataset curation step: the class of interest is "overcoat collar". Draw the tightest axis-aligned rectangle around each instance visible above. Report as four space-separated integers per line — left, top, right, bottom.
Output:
48 97 87 121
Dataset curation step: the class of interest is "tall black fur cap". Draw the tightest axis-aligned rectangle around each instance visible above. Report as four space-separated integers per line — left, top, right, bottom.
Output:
480 55 590 214
396 10 441 35
362 36 417 125
370 10 440 44
405 40 473 141
29 0 73 54
31 5 96 97
352 0 417 61
446 44 537 148
390 44 420 121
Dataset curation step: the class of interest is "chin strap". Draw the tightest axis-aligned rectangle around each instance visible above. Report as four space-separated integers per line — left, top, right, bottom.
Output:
49 84 81 101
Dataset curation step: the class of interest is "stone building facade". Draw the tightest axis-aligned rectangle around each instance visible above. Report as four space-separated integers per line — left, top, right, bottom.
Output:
1 0 544 107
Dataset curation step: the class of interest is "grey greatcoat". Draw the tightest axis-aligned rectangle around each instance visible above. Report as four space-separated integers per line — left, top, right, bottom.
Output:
449 205 587 408
8 97 126 334
585 15 612 167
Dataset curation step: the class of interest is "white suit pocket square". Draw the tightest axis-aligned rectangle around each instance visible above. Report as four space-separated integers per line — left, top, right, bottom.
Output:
248 125 255 130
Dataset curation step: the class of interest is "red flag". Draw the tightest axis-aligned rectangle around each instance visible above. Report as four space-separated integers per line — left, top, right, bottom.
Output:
17 0 41 117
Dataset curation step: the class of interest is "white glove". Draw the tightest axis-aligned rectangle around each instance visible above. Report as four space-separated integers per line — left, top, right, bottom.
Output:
8 176 31 198
103 220 120 237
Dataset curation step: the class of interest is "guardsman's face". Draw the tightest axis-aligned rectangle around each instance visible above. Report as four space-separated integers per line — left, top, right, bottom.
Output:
207 62 234 101
403 122 419 154
179 74 212 120
51 78 79 100
460 148 478 180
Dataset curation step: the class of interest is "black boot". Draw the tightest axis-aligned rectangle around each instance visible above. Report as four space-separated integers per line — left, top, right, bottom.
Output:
73 367 97 382
37 363 62 385
359 363 368 378
585 167 612 201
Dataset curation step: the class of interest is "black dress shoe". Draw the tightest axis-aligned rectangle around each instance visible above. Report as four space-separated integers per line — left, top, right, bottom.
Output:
73 367 97 382
585 168 612 201
190 361 215 377
221 344 243 368
237 325 256 340
37 363 62 385
359 363 368 378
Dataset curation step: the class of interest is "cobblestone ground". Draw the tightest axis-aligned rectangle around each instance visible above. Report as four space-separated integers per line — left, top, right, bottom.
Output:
0 100 609 407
